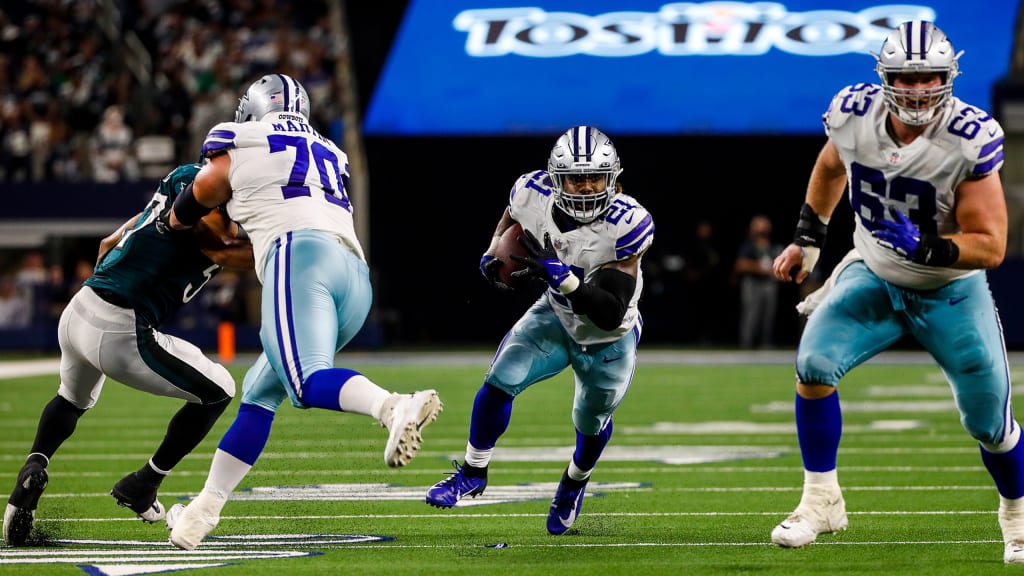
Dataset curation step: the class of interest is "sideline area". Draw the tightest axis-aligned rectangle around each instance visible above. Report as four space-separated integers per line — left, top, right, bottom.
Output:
4 349 1024 380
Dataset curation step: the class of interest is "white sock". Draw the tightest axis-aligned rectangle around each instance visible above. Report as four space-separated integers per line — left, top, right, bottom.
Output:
464 443 493 468
567 459 592 482
803 468 839 488
1003 495 1024 513
202 448 252 499
336 374 391 417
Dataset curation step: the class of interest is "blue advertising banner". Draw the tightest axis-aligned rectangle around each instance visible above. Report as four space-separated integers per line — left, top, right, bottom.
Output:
363 1 1016 135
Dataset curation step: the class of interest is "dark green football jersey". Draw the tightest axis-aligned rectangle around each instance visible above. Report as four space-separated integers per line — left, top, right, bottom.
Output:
85 164 221 326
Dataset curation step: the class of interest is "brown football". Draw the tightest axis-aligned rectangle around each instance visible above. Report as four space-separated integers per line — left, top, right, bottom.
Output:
494 222 529 288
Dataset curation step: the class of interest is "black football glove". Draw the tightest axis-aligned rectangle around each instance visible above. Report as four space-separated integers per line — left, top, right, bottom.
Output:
511 231 575 291
479 254 513 293
154 202 184 236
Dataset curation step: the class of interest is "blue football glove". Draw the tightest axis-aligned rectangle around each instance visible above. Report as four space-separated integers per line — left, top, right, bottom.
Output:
479 254 512 293
872 207 920 260
511 230 578 292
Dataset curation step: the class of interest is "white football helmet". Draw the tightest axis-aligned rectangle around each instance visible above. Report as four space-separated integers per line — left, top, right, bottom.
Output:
235 73 310 122
547 125 622 223
873 20 962 126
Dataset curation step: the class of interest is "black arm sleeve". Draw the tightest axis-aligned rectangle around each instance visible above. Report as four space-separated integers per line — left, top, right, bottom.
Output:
565 268 637 332
172 181 215 227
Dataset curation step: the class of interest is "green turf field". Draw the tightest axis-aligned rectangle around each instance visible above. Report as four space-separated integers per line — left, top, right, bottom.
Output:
0 353 1016 575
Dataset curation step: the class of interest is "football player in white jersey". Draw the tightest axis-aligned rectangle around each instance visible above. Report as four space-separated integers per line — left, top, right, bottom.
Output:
424 126 654 535
161 74 443 550
769 21 1021 563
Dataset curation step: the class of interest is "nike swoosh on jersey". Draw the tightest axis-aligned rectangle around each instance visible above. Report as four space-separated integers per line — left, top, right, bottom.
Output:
602 356 621 363
949 295 968 305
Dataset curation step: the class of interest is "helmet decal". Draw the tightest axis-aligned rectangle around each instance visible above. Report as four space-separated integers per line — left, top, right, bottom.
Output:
235 74 311 123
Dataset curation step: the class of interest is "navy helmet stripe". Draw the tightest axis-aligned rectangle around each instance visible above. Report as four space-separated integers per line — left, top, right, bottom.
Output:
904 21 913 59
570 125 598 162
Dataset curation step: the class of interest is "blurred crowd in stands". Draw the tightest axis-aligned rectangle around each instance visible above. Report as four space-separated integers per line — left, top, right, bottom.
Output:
0 0 348 184
0 0 349 337
0 1 805 348
0 248 253 333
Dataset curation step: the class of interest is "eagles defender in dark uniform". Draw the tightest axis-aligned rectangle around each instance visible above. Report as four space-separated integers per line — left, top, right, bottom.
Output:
3 163 252 546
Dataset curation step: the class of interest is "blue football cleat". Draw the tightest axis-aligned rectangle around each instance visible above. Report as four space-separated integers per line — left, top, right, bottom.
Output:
547 470 588 535
425 460 487 508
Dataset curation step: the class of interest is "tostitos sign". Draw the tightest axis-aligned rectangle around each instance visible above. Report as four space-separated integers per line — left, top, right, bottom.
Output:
364 1 1015 135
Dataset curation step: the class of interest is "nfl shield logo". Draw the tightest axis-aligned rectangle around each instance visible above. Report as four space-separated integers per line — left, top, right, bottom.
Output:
888 151 901 165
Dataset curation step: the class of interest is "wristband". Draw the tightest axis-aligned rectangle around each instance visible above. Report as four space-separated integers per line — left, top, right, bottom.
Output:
913 235 959 267
793 203 830 248
557 273 581 294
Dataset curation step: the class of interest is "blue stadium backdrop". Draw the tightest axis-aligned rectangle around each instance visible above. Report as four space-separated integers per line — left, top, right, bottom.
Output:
364 0 1017 135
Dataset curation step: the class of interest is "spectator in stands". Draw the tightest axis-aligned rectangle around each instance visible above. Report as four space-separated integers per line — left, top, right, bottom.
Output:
733 215 783 348
90 105 138 183
0 275 30 329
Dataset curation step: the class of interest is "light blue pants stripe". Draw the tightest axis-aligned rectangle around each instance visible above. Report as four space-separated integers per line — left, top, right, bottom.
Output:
241 230 372 411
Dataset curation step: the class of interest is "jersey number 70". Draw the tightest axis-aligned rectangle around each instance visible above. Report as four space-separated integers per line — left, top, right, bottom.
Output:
267 134 351 211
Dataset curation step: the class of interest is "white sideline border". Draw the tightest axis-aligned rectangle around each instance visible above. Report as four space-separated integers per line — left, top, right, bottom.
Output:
5 350 1024 380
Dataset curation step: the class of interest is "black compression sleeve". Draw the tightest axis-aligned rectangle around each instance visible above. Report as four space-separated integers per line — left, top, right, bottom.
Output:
565 268 637 331
172 181 214 227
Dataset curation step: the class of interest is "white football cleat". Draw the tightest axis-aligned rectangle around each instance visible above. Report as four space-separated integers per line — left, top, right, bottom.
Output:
771 484 848 548
165 502 184 531
1000 496 1024 563
1005 540 1024 564
168 491 225 551
379 390 442 467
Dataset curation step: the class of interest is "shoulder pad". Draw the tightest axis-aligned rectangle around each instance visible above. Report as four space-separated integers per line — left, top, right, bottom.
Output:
158 163 201 200
509 170 554 213
945 102 1006 177
202 121 242 158
605 196 654 260
822 83 883 135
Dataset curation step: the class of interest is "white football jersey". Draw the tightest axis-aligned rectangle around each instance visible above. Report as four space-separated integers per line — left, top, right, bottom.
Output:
824 83 1005 290
508 170 654 345
202 112 365 282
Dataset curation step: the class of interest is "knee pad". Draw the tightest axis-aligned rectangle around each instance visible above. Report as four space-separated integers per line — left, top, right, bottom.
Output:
485 343 536 397
982 422 1021 454
959 391 1006 445
572 381 621 436
796 351 842 386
